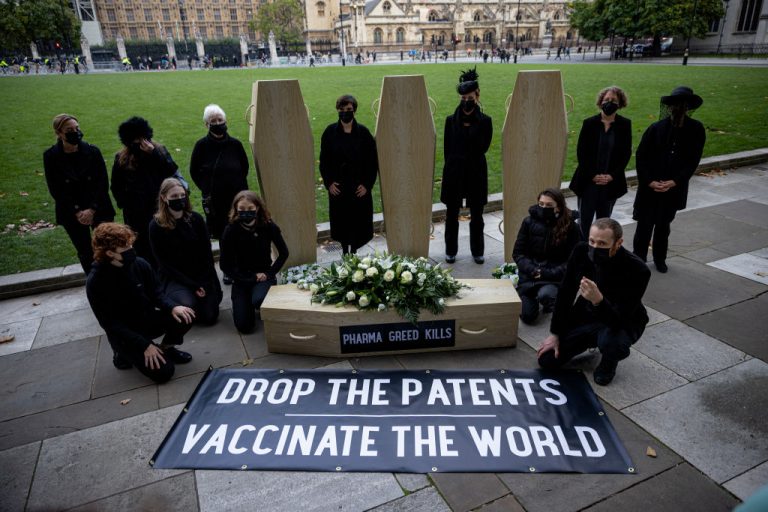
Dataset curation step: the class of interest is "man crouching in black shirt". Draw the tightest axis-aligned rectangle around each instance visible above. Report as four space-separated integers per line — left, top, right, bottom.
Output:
86 223 195 383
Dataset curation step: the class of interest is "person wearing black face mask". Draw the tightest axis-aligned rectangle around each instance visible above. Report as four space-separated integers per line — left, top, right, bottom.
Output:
633 86 706 273
513 188 581 325
319 94 379 255
86 222 196 383
440 67 492 264
190 104 249 248
537 218 650 386
569 86 632 241
44 113 116 274
149 178 223 326
219 191 289 333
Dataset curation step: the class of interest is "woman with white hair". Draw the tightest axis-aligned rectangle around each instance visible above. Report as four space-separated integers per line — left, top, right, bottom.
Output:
190 104 249 247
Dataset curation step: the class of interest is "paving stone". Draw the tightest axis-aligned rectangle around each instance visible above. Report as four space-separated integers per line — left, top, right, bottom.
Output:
396 344 538 371
0 317 41 356
707 200 768 230
634 320 750 381
175 309 249 378
350 355 405 370
724 461 768 501
646 307 670 326
395 472 430 492
369 486 451 512
32 306 104 349
680 247 734 264
583 463 739 512
714 179 768 203
686 293 768 362
26 405 185 510
472 494 526 512
0 286 90 324
663 210 759 254
318 360 354 369
709 230 768 257
516 313 553 351
498 402 682 512
624 359 768 483
708 253 768 286
195 471 403 512
0 441 40 512
429 473 510 512
241 323 270 359
91 335 159 399
69 472 199 512
0 383 158 451
642 256 765 321
0 336 98 422
158 372 206 409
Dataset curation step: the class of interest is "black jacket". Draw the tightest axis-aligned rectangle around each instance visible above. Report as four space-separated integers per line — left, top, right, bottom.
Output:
513 206 581 294
189 134 249 211
569 114 632 200
634 116 706 213
111 145 178 220
319 120 378 247
43 141 116 225
440 106 493 208
86 258 178 352
219 221 289 283
550 243 650 339
149 212 219 291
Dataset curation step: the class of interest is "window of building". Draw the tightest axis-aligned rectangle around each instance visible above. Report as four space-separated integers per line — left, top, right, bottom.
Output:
428 10 438 21
144 8 152 20
162 8 170 21
464 31 471 42
373 28 383 43
736 0 762 31
216 26 224 38
106 8 116 21
126 8 134 21
396 27 405 42
483 31 493 43
566 31 573 39
230 8 238 20
708 17 721 32
147 26 156 39
214 8 221 20
473 10 482 22
439 32 445 44
316 1 325 17
129 27 138 39
200 26 208 38
383 1 391 14
197 8 204 21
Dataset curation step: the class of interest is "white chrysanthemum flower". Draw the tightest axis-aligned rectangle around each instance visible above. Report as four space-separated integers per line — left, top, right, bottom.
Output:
359 295 370 307
361 257 372 266
378 303 386 311
438 298 445 306
383 269 395 282
352 270 365 283
401 271 413 284
346 290 356 301
366 267 378 277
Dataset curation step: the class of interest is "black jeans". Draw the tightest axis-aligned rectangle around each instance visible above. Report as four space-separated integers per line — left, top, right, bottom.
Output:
520 284 558 325
231 277 276 333
164 279 222 326
62 221 95 274
577 186 616 240
633 207 676 263
537 321 637 369
445 203 485 257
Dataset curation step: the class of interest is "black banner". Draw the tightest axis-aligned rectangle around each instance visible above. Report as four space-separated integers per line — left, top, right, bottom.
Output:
152 369 634 474
339 320 455 353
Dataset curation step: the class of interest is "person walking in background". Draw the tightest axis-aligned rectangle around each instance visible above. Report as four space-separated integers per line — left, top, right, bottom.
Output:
43 114 116 274
633 86 706 273
569 86 632 240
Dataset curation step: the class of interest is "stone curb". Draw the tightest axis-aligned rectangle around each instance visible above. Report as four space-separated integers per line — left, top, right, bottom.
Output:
1 148 766 300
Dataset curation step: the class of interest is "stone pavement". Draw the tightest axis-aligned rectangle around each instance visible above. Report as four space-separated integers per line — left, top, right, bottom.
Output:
1 161 767 511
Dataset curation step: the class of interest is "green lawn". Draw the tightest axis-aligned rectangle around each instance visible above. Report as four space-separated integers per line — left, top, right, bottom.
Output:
1 63 767 275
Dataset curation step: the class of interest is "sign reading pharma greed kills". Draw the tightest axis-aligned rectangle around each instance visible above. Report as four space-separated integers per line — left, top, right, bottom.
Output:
339 320 455 353
151 369 634 474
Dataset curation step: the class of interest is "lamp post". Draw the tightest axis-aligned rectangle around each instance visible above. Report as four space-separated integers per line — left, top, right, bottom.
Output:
716 0 730 54
514 0 521 63
339 0 346 66
682 0 699 65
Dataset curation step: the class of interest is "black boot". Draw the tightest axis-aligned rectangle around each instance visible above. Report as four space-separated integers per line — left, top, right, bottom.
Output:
594 357 619 386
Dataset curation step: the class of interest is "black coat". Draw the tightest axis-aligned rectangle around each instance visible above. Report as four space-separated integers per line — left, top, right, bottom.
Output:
633 116 706 216
513 206 581 294
319 120 378 248
550 243 651 339
219 221 289 284
569 114 632 200
86 257 178 352
43 141 116 225
440 106 493 208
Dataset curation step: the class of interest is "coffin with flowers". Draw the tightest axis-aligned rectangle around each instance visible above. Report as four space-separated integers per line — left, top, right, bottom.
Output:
260 278 520 358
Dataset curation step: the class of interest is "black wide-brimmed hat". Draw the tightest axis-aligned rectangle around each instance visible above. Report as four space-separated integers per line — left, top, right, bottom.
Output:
661 86 703 109
457 67 479 94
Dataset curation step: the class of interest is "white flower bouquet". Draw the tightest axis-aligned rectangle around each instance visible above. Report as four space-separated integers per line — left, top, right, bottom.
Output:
280 263 325 290
491 262 519 287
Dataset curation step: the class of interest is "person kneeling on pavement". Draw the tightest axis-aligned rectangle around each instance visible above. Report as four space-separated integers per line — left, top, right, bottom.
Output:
86 222 196 384
536 218 650 386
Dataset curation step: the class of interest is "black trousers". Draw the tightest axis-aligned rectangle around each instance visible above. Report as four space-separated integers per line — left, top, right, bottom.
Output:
632 206 676 263
62 221 95 274
577 186 616 240
519 283 558 325
231 278 276 333
164 279 222 325
108 308 192 384
445 203 485 257
538 321 637 369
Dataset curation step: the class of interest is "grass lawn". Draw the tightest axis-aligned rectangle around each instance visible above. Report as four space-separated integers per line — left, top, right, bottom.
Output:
1 62 767 275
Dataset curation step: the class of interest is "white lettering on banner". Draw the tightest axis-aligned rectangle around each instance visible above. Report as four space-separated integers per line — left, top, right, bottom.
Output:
423 327 453 339
576 427 607 457
341 332 383 345
402 378 423 405
540 379 568 405
327 378 391 405
467 425 607 458
216 377 315 405
391 425 460 457
401 378 566 406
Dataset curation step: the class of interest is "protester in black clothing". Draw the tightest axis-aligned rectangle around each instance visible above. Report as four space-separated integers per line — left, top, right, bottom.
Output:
570 86 632 240
441 67 493 264
537 218 650 386
189 104 249 241
219 191 289 333
43 114 116 274
633 86 706 273
86 223 195 383
513 188 581 325
149 178 222 325
319 95 379 255
111 117 179 267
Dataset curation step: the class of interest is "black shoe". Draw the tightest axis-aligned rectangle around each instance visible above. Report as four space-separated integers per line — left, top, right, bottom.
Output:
445 254 456 264
594 357 618 386
541 302 555 314
223 274 233 285
473 255 485 264
162 346 193 364
113 352 132 370
654 260 668 273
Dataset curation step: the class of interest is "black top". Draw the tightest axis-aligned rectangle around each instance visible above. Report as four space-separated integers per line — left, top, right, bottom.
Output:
86 257 178 352
189 134 249 203
219 221 289 283
550 243 650 338
569 114 632 200
111 145 178 216
43 141 116 225
440 106 493 208
149 212 218 290
596 127 615 175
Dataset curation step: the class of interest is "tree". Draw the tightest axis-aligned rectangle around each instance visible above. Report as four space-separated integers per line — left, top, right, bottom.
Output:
249 0 304 50
0 0 81 54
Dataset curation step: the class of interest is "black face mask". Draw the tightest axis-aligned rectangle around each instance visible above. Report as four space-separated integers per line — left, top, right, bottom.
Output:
339 111 354 123
129 142 143 154
601 101 619 116
238 210 257 222
460 99 476 112
209 123 227 136
64 130 83 145
167 197 188 212
536 205 559 223
588 246 611 265
118 248 137 266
